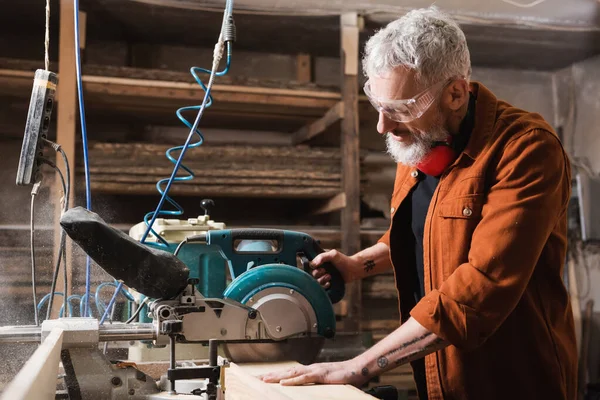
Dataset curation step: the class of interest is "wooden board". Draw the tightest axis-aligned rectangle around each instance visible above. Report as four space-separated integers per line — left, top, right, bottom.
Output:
53 0 78 317
224 362 376 400
0 328 64 400
81 143 348 198
292 102 344 145
340 12 362 332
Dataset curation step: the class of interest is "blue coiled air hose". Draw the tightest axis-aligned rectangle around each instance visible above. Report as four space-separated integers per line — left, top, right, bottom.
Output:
141 40 233 246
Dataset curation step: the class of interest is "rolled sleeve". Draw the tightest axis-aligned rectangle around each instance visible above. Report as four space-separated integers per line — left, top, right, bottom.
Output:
378 228 391 247
411 129 571 350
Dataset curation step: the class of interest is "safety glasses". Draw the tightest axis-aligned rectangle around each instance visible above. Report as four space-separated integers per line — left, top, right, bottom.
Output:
363 77 455 123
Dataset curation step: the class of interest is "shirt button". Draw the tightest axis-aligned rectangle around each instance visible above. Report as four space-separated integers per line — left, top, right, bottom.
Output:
391 207 395 213
411 170 419 178
463 207 473 217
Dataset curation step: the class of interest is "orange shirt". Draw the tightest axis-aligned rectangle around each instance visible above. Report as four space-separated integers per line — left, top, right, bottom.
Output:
379 82 577 399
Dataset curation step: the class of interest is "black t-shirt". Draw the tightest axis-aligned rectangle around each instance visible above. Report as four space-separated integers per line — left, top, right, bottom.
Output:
390 93 476 400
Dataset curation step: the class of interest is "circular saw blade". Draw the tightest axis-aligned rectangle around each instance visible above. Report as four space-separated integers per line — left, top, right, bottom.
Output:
222 336 325 365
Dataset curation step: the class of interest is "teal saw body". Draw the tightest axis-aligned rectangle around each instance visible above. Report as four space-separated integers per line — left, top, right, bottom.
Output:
129 221 345 363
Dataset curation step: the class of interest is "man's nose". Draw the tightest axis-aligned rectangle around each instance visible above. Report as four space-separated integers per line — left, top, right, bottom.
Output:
377 111 401 134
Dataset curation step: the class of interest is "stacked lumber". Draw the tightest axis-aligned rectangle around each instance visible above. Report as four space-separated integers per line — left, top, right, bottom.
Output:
81 143 343 198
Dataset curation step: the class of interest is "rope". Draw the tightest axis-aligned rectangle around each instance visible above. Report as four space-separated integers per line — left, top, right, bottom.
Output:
45 0 50 70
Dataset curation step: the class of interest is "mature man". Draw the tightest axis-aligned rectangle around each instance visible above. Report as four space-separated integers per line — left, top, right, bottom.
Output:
262 6 577 400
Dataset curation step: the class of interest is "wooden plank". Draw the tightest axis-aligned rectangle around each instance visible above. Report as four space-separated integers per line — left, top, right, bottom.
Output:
0 56 341 93
90 182 341 198
81 75 338 100
83 166 342 180
296 53 312 83
53 0 77 318
0 328 64 400
311 193 346 215
86 142 341 159
341 14 360 76
292 101 344 145
224 362 375 400
89 174 340 188
340 12 362 332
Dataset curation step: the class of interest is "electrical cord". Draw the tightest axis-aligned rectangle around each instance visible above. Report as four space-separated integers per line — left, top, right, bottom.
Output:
125 297 151 324
173 234 207 256
141 0 235 245
40 158 69 320
30 181 42 326
43 139 71 317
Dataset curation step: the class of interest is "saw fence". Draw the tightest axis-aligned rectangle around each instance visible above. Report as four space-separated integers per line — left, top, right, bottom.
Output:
81 143 348 198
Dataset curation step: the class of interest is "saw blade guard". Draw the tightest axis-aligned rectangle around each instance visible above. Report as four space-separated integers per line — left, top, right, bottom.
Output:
223 264 336 340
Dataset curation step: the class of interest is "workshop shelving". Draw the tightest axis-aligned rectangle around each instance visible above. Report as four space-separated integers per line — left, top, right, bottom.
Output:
0 1 412 393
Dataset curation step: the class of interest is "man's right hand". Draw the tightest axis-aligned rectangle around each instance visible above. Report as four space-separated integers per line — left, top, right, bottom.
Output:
310 250 361 288
310 242 393 288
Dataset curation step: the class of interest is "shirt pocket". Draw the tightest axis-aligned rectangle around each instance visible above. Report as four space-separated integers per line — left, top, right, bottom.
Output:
436 193 485 280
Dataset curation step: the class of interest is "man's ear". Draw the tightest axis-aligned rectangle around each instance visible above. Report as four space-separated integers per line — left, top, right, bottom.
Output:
445 79 469 111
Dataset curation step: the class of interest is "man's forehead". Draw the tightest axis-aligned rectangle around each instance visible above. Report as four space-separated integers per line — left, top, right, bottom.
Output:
368 67 418 100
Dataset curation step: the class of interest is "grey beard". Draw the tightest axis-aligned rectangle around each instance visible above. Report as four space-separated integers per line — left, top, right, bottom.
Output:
385 125 449 166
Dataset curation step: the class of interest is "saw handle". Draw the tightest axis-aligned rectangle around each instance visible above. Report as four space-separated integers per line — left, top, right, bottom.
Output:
309 240 346 305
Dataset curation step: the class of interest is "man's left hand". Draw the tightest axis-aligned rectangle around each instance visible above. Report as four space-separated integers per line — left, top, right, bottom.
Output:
260 360 368 387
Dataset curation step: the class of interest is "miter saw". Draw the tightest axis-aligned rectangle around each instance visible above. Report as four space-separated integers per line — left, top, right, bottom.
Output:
51 206 345 398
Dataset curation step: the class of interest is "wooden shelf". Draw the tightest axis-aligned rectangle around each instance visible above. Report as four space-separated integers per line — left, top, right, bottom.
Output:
0 62 340 121
0 57 378 135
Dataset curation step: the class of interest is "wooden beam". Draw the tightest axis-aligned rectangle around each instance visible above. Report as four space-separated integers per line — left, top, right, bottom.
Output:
0 328 64 400
311 193 346 215
296 53 311 83
340 12 362 332
224 362 376 400
291 101 344 145
53 0 77 317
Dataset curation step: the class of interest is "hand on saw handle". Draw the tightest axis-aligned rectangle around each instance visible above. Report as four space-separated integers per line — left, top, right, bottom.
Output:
311 249 363 288
311 242 393 288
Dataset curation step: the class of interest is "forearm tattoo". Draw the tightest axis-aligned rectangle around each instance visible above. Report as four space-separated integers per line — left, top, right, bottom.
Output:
361 367 369 376
377 356 388 368
363 259 376 273
374 333 445 369
393 337 445 366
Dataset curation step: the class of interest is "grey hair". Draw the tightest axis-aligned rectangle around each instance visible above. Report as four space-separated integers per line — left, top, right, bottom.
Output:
362 6 471 88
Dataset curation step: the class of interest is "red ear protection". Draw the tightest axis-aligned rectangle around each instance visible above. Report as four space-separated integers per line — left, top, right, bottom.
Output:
416 138 457 177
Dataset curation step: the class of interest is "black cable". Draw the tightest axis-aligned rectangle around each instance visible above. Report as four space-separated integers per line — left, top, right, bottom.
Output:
55 147 70 317
40 158 68 320
174 234 207 257
42 140 72 319
125 299 146 324
30 182 42 326
174 238 188 257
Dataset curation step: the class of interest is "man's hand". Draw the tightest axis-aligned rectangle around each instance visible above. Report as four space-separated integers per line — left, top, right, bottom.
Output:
311 250 361 288
311 242 393 288
260 360 368 387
